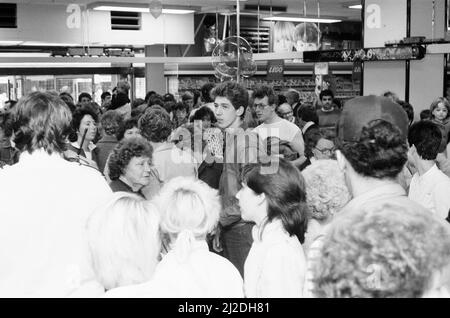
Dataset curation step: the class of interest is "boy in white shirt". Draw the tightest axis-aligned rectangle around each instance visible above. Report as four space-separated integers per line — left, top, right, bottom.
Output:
408 120 450 220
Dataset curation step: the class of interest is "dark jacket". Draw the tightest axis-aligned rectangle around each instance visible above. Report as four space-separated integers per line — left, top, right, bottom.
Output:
109 178 145 198
94 135 118 173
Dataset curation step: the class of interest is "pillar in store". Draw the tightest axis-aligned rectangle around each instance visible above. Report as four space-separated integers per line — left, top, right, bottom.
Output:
363 0 447 120
145 45 165 95
363 0 408 100
409 0 446 119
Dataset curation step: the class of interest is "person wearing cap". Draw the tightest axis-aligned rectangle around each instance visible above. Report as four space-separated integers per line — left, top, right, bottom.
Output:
407 121 450 221
304 95 430 297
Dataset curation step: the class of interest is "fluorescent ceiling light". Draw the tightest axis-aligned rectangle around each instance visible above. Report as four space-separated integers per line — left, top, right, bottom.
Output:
0 41 23 46
348 4 362 9
92 5 194 14
22 41 79 46
263 16 341 23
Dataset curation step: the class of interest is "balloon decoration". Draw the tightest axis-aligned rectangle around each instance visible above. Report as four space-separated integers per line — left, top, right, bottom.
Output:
212 36 257 81
149 0 162 19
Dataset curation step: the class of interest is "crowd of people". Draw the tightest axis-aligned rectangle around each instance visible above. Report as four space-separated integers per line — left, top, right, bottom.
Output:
0 80 449 298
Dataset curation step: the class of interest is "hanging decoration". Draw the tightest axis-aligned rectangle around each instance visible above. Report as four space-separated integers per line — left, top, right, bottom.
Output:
149 0 162 19
212 36 257 81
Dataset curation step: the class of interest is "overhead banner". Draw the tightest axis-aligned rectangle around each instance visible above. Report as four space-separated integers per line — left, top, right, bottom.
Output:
303 46 425 63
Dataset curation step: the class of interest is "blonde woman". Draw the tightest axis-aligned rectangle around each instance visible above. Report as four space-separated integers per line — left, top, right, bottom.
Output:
87 192 161 294
105 177 244 298
273 21 296 52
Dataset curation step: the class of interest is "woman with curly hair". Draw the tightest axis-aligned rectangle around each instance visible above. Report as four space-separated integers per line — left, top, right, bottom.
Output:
107 136 153 198
236 158 308 297
312 203 450 298
301 159 351 254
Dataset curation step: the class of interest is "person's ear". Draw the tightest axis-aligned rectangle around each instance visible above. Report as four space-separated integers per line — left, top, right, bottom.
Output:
335 150 347 172
257 192 267 207
236 106 245 117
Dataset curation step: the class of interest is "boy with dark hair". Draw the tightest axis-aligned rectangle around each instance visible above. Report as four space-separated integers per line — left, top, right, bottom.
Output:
211 81 260 277
316 89 341 138
408 120 450 220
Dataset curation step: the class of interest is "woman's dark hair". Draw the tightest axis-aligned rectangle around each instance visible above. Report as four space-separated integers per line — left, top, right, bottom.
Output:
11 92 72 155
201 83 215 103
78 92 92 103
71 106 98 133
100 110 123 136
147 95 164 108
131 98 145 109
116 117 139 141
298 106 319 125
138 106 172 143
108 136 153 180
163 101 176 114
174 102 189 113
277 94 287 106
340 119 408 179
144 91 157 104
241 158 308 243
191 106 216 123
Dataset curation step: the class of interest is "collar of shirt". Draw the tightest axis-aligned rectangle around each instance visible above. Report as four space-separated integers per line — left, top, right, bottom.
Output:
415 164 440 186
70 141 96 152
341 182 406 214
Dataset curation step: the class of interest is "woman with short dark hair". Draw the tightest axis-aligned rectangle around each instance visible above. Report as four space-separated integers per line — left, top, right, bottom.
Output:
236 158 308 297
64 106 99 169
108 136 153 198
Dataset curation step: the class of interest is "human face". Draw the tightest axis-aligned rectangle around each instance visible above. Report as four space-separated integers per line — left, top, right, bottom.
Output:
312 138 335 160
214 96 240 129
123 156 152 189
202 116 212 129
295 40 318 52
236 183 266 224
278 103 294 122
175 109 187 122
78 114 97 142
102 95 112 106
80 97 91 107
254 96 274 123
274 39 294 52
124 127 141 140
321 95 333 110
184 99 194 110
433 103 448 122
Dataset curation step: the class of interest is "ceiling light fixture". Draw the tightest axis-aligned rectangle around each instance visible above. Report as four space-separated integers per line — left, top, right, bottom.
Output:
262 15 341 23
90 3 194 14
348 4 363 10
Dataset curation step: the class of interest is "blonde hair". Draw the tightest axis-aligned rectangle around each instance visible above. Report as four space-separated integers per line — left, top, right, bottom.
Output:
87 192 161 291
155 177 221 261
302 159 351 221
274 21 296 42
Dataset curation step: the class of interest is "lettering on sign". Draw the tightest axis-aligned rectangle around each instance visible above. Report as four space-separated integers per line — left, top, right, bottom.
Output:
366 4 381 29
267 60 284 81
66 4 81 29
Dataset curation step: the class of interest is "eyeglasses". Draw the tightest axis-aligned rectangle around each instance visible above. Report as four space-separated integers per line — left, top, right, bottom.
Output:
314 146 335 155
254 103 270 109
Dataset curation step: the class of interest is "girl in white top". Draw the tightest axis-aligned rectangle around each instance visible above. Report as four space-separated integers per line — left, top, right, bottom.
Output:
106 177 244 298
236 158 308 298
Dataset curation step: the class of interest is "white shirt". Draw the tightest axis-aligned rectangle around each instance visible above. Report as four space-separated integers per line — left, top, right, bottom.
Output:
253 118 301 143
244 219 306 298
0 150 112 297
408 164 450 220
105 240 244 298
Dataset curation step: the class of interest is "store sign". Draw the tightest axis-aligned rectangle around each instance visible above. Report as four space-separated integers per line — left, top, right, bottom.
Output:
303 46 425 63
267 60 284 80
66 4 81 29
314 62 329 75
